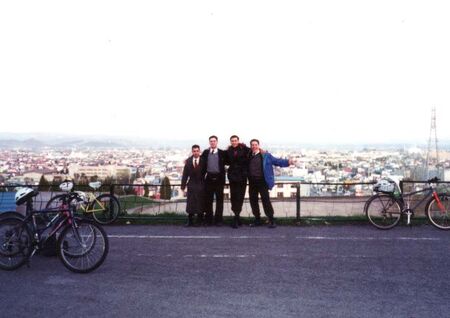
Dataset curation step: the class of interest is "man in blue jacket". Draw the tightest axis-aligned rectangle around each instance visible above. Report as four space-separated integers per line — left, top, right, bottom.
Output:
248 139 293 228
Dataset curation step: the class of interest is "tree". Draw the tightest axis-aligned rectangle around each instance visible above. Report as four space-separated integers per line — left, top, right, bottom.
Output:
103 176 115 185
160 176 171 200
50 179 60 192
38 175 50 191
78 173 89 186
135 169 141 179
144 182 149 197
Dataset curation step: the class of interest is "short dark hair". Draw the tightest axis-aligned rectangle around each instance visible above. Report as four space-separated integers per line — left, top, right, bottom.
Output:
192 144 200 150
229 135 239 141
209 135 218 141
250 139 260 145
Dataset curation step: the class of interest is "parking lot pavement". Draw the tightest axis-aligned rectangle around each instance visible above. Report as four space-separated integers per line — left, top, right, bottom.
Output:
1 225 449 318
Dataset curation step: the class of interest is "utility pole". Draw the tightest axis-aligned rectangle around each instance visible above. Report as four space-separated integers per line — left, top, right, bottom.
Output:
424 106 440 179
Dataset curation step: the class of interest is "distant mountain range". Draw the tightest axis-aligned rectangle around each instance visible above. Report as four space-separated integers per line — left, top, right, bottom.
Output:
0 132 198 149
0 132 449 150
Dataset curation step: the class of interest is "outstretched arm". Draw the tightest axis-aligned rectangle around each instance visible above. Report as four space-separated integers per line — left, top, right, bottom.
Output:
269 154 291 168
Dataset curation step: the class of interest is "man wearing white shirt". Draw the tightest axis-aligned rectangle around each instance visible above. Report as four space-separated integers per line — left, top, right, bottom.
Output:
181 145 205 226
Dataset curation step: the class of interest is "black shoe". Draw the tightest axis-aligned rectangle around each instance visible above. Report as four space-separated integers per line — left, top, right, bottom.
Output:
196 214 204 226
268 218 276 229
185 215 194 227
231 217 239 229
196 218 204 227
249 218 262 227
234 214 242 227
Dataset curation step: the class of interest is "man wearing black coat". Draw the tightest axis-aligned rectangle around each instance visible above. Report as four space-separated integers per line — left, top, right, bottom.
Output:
226 135 251 228
201 135 227 226
181 145 205 226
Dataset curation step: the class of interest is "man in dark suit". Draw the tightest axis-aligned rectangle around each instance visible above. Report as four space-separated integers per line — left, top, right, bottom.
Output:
226 135 251 228
201 135 227 226
181 145 205 226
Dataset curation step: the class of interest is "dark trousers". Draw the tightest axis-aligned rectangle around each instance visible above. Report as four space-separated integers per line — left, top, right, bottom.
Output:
229 181 247 215
249 178 274 220
204 177 224 223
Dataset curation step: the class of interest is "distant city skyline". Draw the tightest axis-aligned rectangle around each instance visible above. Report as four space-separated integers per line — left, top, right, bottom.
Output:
1 1 449 144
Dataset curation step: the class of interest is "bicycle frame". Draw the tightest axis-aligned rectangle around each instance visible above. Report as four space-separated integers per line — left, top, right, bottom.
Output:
399 187 434 211
395 183 446 225
23 201 72 252
80 192 107 213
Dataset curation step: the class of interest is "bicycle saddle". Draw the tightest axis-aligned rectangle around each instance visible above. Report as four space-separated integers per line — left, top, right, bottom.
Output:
89 181 102 190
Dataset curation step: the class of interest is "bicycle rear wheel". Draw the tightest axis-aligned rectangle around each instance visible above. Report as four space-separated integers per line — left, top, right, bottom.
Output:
0 211 25 221
90 194 120 225
426 194 450 230
58 219 109 273
0 218 32 270
365 194 402 229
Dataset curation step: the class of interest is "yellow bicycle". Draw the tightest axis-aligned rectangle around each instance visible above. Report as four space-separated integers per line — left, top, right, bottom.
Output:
46 181 121 225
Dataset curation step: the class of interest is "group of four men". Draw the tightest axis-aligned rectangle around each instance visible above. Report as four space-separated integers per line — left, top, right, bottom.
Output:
181 135 294 228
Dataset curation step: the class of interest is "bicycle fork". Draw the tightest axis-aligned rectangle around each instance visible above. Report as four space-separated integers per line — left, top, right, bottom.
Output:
433 192 446 212
71 221 88 249
404 209 413 227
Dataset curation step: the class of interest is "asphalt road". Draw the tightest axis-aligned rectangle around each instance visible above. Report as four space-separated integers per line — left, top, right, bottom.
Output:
1 224 449 318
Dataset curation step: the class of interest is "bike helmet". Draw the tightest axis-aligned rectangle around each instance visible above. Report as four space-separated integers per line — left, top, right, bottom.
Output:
59 181 74 192
15 187 38 206
89 181 102 190
374 179 396 193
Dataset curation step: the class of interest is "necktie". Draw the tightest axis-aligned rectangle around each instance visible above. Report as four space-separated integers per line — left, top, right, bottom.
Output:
194 159 198 168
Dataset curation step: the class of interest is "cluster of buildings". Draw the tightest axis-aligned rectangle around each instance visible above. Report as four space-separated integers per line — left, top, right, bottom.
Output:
1 146 449 199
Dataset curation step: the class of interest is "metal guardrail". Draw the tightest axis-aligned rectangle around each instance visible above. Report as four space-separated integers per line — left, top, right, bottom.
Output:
1 180 448 221
1 181 375 220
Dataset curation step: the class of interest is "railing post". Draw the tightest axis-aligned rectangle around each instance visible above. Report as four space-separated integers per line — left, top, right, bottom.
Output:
296 182 301 224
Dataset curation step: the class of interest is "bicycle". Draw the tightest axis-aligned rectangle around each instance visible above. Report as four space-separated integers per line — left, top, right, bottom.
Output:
46 181 121 225
0 188 109 273
364 177 450 230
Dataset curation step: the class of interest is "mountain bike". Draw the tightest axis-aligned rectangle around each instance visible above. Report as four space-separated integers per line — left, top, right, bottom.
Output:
365 177 450 230
0 189 109 273
46 181 120 225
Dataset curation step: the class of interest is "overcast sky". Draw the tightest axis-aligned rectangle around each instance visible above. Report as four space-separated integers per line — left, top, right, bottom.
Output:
1 1 449 145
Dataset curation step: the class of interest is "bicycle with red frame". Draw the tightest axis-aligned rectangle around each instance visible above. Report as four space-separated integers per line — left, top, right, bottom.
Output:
365 177 450 230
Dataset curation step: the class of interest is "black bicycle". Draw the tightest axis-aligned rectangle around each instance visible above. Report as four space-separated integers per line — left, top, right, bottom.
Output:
365 177 450 230
0 189 109 273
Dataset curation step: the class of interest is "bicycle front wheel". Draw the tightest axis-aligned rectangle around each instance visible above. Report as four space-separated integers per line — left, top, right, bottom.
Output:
58 220 109 273
90 194 120 225
427 194 450 230
0 218 32 270
365 194 402 230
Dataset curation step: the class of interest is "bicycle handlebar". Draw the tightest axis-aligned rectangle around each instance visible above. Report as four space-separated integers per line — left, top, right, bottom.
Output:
427 177 440 183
